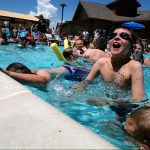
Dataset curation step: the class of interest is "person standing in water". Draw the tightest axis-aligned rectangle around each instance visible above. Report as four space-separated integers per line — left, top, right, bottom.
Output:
73 27 144 101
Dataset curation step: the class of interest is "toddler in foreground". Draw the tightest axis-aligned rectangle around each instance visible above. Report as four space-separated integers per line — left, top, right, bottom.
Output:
124 106 150 150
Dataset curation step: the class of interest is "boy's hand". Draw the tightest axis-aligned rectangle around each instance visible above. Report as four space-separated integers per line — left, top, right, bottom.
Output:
72 80 91 89
86 99 110 106
72 83 84 89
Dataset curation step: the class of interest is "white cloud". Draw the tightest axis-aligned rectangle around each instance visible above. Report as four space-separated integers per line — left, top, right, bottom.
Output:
29 0 59 28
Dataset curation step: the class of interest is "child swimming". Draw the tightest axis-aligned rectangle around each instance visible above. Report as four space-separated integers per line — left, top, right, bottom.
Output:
0 47 90 83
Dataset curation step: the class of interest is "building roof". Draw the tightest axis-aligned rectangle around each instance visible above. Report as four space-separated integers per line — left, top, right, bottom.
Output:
0 10 39 22
73 0 150 22
106 0 141 8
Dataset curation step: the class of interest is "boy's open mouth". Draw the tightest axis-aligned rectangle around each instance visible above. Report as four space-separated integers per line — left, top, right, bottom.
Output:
113 42 121 48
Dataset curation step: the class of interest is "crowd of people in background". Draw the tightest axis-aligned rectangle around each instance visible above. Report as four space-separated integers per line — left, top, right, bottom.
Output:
0 15 150 54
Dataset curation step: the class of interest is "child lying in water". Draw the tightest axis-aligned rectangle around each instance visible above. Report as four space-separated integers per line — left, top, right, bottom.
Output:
0 48 90 83
124 106 150 150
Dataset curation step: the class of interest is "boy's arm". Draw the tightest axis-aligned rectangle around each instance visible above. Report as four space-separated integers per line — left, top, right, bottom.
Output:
86 98 128 106
131 61 144 101
0 69 50 83
72 61 100 89
85 62 100 81
86 98 144 106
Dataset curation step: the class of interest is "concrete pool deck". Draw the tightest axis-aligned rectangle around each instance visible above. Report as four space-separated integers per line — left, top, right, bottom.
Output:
0 71 118 149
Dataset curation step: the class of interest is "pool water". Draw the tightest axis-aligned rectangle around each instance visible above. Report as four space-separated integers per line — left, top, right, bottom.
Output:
1 44 150 149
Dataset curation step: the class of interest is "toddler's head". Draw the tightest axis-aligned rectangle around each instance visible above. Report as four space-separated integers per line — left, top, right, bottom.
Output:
124 106 150 149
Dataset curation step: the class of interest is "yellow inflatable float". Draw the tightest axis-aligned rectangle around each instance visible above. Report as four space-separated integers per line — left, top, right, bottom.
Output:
51 43 66 61
64 39 69 49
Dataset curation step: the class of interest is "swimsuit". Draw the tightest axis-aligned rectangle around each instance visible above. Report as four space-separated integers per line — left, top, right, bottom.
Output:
63 65 90 81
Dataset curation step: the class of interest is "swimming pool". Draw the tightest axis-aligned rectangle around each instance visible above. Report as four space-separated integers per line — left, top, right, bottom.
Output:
1 44 150 149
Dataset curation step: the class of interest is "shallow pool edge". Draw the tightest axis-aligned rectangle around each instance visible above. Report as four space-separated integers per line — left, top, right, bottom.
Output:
0 71 118 149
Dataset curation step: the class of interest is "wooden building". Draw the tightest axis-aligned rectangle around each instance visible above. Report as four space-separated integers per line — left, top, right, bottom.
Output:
0 10 39 30
59 0 150 39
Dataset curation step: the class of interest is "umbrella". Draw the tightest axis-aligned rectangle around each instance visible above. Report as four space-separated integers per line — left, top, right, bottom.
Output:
121 21 145 30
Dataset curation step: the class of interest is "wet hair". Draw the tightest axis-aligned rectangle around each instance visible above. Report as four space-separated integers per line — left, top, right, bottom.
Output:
95 36 107 51
6 63 32 74
129 106 150 148
118 26 137 44
62 47 73 59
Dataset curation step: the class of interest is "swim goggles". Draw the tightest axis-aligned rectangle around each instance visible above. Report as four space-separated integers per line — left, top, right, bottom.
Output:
109 32 132 41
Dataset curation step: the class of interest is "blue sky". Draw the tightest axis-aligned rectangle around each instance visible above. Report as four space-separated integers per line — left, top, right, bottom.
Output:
0 0 150 27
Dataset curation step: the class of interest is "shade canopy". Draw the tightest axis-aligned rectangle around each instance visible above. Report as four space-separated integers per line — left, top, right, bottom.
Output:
0 10 39 22
121 21 145 30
